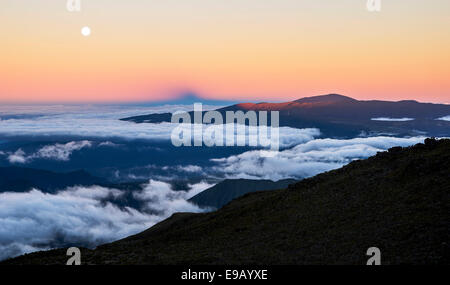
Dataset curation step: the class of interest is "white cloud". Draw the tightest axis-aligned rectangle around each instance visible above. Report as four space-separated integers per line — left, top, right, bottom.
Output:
98 141 121 147
133 180 206 213
211 136 426 181
0 104 201 118
0 105 320 148
4 141 92 164
436 115 450 121
0 105 214 141
172 123 320 149
186 181 216 199
371 117 414 122
7 149 27 164
0 180 210 261
177 165 203 173
59 185 123 200
35 141 92 161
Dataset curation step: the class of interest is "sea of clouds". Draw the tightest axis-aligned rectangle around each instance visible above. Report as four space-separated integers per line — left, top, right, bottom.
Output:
0 180 213 261
0 104 320 148
210 136 427 180
0 135 429 261
0 104 434 261
2 141 93 164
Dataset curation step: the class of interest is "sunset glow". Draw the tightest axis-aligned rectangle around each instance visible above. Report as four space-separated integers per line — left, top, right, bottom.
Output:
1 0 449 103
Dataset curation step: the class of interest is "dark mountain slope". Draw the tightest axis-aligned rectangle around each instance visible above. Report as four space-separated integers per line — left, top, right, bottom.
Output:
189 178 297 209
4 138 449 265
121 94 450 137
0 167 105 193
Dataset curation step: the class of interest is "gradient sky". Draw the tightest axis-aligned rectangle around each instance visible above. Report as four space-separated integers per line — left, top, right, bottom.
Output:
1 0 449 103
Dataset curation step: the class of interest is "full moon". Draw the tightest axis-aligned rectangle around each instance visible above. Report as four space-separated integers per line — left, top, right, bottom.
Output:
81 26 91 37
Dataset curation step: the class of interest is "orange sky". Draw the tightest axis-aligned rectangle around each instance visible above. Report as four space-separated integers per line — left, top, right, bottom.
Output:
1 0 449 103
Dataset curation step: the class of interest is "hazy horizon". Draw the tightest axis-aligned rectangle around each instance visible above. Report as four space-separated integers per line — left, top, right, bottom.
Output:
0 93 449 105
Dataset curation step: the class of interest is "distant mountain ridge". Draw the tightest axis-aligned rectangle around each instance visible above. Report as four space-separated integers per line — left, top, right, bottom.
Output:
189 178 297 209
5 138 449 265
295 94 358 104
0 167 105 193
121 94 450 137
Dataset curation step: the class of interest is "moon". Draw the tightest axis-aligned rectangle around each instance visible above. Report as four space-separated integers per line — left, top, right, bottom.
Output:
81 26 91 37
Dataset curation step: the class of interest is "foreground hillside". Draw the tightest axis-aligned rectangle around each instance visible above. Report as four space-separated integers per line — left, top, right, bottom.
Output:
4 138 449 265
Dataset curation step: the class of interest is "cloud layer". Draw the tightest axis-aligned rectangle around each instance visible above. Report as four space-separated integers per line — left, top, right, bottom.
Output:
211 136 426 181
0 104 438 262
0 104 207 140
0 105 320 148
437 115 450 121
371 117 415 122
2 141 93 164
0 180 212 261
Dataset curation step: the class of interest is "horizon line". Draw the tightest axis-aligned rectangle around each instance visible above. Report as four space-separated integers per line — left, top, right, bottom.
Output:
0 94 449 105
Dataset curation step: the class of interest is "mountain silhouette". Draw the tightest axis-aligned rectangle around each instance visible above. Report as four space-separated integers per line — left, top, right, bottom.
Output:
122 94 450 137
0 167 105 193
294 94 357 104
